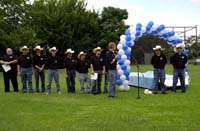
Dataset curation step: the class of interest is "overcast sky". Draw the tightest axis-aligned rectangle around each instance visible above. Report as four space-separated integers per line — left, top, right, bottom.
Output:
86 0 200 36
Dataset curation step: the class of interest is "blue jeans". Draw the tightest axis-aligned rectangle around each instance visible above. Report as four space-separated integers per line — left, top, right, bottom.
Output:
153 68 166 93
34 69 45 92
91 71 102 94
108 70 117 97
47 69 60 93
172 69 186 92
21 67 33 92
66 70 76 93
78 73 90 93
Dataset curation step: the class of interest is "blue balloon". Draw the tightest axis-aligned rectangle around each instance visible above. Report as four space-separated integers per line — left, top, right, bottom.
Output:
127 56 131 60
116 79 123 85
146 21 154 31
125 29 131 35
117 75 121 79
136 23 142 28
124 70 130 76
126 35 132 41
126 75 130 81
135 31 141 36
125 51 131 57
118 59 124 65
117 55 122 61
121 64 127 70
134 37 139 42
123 44 128 50
168 31 175 37
157 24 165 32
126 40 132 47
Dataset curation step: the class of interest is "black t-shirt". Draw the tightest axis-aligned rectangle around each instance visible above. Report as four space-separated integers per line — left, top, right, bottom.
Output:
18 55 32 68
33 54 45 69
90 55 105 71
151 53 167 69
46 55 60 69
1 55 18 73
170 53 187 69
64 57 77 70
106 51 117 70
76 60 89 73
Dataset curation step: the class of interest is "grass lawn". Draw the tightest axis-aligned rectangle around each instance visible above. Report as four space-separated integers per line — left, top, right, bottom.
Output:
0 65 200 131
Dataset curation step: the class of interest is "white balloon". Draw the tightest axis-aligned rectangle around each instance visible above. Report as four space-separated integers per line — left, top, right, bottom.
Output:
128 47 132 52
120 75 126 81
117 44 122 50
119 85 125 91
141 26 146 34
118 49 124 55
124 86 130 91
120 35 126 40
127 65 131 71
120 39 126 45
118 69 124 75
121 55 127 61
117 65 121 70
131 34 135 40
125 60 131 65
123 80 129 86
131 42 135 46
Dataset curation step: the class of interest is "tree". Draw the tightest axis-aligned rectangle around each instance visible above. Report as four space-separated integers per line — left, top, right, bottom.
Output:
97 6 128 50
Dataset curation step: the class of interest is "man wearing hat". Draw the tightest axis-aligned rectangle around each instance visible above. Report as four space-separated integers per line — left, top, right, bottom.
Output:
151 45 167 94
33 46 45 93
64 48 77 93
0 48 18 92
170 44 187 93
106 42 118 98
17 46 33 93
76 51 90 94
90 47 106 95
46 47 61 94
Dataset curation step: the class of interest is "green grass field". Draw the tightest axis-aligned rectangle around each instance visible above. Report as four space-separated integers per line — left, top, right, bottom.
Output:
0 65 200 131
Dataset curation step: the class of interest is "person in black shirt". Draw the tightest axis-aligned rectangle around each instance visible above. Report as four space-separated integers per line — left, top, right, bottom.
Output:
106 42 117 98
64 48 77 93
76 51 90 94
33 46 45 93
90 47 105 95
46 47 61 94
0 48 18 92
170 44 187 93
17 46 33 93
151 45 167 94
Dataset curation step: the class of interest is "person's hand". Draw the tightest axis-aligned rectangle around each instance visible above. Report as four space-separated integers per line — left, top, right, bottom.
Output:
18 71 21 76
102 70 105 75
91 71 94 75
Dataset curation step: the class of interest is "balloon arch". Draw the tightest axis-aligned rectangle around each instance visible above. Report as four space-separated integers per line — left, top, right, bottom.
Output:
116 21 188 91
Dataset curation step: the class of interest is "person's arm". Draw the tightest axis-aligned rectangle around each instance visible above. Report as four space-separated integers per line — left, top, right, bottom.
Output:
0 60 9 65
90 57 94 74
8 59 17 64
17 64 21 76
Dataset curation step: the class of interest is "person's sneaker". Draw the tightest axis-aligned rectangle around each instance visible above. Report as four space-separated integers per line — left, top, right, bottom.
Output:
172 91 176 94
46 92 49 95
57 91 61 94
162 92 167 94
108 96 114 99
22 90 27 93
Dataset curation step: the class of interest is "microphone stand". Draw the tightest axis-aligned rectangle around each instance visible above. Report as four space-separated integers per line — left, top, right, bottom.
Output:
134 58 140 99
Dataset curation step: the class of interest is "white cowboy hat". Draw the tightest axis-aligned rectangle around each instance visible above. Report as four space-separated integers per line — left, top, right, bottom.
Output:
65 48 75 54
34 45 43 51
20 46 29 52
93 47 102 53
49 47 57 53
176 44 185 49
153 45 163 51
77 51 87 59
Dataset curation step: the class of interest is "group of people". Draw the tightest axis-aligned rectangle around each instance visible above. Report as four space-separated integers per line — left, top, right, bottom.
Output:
151 44 188 94
0 42 118 98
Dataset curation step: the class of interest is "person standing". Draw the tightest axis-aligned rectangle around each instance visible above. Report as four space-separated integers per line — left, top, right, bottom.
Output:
170 44 188 93
76 51 90 94
64 48 77 93
90 47 105 95
46 47 61 94
106 42 118 98
33 46 45 93
151 45 167 94
17 46 33 93
0 48 18 92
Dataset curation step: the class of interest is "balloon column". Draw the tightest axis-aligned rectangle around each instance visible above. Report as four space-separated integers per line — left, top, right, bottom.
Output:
117 21 188 91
